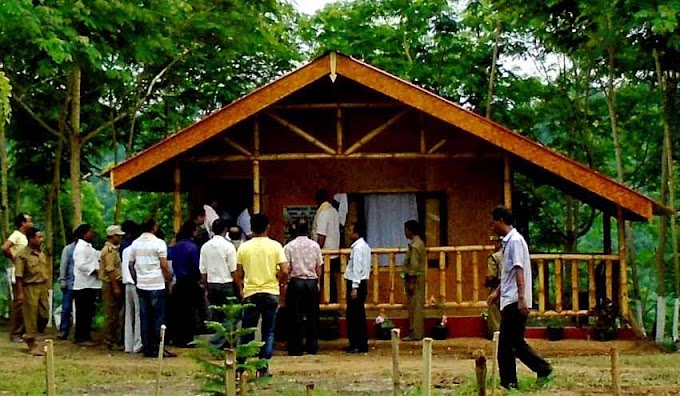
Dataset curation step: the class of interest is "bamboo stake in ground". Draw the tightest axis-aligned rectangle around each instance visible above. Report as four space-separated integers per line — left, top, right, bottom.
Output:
225 348 237 396
473 349 487 396
44 340 56 396
491 331 500 396
422 337 433 396
306 383 315 396
155 324 167 396
673 299 679 342
391 328 401 396
611 348 621 396
239 371 249 396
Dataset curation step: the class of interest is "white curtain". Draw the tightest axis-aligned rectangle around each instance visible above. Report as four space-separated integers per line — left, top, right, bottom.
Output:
364 194 418 265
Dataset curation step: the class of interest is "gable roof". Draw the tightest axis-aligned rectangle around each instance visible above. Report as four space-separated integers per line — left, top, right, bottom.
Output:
108 52 667 221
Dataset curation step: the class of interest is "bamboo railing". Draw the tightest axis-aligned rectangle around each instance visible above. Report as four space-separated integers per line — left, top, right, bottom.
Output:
318 247 623 317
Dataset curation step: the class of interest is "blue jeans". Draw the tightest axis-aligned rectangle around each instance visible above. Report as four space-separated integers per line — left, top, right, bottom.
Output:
138 289 166 355
238 293 278 365
59 288 74 337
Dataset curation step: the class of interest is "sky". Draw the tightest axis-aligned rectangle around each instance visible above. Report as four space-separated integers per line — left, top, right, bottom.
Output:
293 0 336 15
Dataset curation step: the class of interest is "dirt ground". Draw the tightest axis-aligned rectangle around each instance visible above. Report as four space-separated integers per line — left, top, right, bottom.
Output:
0 326 679 395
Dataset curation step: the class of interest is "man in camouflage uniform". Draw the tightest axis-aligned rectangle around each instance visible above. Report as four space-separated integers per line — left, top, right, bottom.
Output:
403 220 426 341
485 237 503 338
100 225 125 349
14 227 50 356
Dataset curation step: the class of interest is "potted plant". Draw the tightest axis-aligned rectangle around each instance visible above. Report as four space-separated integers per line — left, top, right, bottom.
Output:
592 298 618 341
431 315 448 340
546 318 565 341
375 312 395 340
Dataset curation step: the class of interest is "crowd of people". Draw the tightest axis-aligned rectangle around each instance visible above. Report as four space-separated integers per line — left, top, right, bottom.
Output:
2 196 552 388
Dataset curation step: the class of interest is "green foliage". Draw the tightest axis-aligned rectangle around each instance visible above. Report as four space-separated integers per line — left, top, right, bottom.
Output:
195 299 267 395
0 70 10 124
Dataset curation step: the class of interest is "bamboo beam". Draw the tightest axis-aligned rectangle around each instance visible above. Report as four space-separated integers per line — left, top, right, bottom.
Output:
389 253 396 305
373 254 380 305
472 251 479 302
427 139 446 154
254 117 260 155
323 255 331 303
253 160 260 213
336 107 343 154
266 113 335 154
340 254 348 306
272 102 403 110
555 258 563 312
344 111 408 155
224 137 252 156
617 207 629 316
456 251 463 303
419 114 426 154
588 259 596 310
503 154 512 209
531 253 619 261
606 259 613 301
571 259 579 312
189 152 505 163
439 252 446 302
537 259 546 313
173 162 181 233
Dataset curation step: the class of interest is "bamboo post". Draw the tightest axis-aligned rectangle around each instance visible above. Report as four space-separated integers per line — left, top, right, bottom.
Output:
389 253 396 305
336 107 343 154
306 383 315 396
473 349 487 396
472 251 479 303
252 160 260 214
239 371 249 396
340 255 348 306
571 259 579 312
439 252 446 302
491 331 500 396
673 299 680 342
555 259 563 312
537 259 546 313
603 214 612 254
372 254 379 304
173 162 181 233
588 259 596 310
656 296 666 343
503 154 512 209
44 340 56 396
610 348 621 396
456 251 463 303
422 338 433 396
606 259 613 301
323 255 331 304
225 348 237 396
636 300 647 338
155 324 167 396
391 328 401 396
616 207 629 317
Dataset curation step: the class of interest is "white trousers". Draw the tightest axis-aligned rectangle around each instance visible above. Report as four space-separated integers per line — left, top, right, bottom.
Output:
124 284 143 353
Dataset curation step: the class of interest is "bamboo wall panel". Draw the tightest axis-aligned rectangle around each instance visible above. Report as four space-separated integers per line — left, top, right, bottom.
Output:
537 259 546 313
555 258 563 312
571 259 579 312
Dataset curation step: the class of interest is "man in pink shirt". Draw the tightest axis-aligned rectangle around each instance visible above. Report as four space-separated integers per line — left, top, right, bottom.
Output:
284 218 322 355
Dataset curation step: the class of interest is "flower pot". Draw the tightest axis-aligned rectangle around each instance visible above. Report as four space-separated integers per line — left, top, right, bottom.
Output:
546 326 564 341
431 324 448 340
377 325 393 340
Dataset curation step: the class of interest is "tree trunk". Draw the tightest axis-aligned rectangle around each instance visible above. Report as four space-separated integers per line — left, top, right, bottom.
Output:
0 119 9 240
69 66 82 227
657 146 669 298
45 139 63 264
486 18 502 119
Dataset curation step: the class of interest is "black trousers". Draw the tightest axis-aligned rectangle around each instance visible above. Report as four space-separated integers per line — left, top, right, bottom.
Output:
207 282 237 323
498 303 552 386
73 288 98 343
287 278 320 355
172 278 202 345
329 258 340 303
345 279 368 351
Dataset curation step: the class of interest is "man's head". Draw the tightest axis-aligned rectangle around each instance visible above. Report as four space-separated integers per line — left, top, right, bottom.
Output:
191 207 206 225
141 218 158 235
106 225 126 245
26 227 43 249
212 219 227 237
350 221 366 242
121 220 139 241
74 223 94 242
228 225 243 241
15 213 33 232
404 220 421 240
177 220 198 241
491 206 514 237
315 189 330 206
293 217 310 237
251 214 269 235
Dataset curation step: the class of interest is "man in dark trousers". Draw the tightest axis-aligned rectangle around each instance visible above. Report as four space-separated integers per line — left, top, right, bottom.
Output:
403 220 425 341
343 222 371 353
488 206 552 390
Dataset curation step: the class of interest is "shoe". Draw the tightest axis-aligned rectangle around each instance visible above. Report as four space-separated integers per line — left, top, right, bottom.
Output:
403 336 422 342
257 368 272 378
57 334 69 341
29 347 44 357
163 349 177 358
10 335 23 343
76 341 96 347
536 367 553 387
501 382 518 390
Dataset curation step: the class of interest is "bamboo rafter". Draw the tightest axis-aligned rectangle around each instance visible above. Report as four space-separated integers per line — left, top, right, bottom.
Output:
344 111 408 155
266 112 335 154
427 139 447 154
224 137 252 156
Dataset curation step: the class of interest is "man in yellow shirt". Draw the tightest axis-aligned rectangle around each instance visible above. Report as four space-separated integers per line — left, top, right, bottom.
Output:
235 214 289 378
2 213 33 342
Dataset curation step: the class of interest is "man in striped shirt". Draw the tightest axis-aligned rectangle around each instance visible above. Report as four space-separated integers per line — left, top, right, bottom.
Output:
129 219 175 358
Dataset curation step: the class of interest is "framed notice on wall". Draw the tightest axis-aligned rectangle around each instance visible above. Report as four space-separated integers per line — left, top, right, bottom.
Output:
283 205 318 243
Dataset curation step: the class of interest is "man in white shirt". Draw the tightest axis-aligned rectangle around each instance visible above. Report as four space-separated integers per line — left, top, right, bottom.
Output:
236 208 252 239
312 189 340 302
2 213 32 342
204 200 220 238
121 222 143 353
200 219 238 324
129 219 175 358
488 206 552 390
72 224 101 346
344 222 371 353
